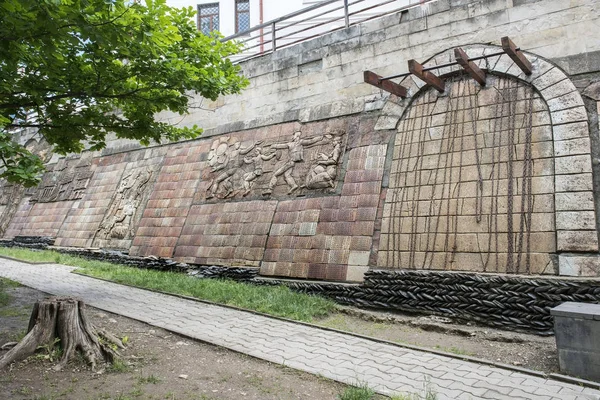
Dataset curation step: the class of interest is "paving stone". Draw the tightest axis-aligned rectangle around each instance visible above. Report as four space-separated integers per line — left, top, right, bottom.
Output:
1 259 599 400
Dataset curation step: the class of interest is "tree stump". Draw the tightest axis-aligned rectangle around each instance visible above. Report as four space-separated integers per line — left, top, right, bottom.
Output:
0 297 124 371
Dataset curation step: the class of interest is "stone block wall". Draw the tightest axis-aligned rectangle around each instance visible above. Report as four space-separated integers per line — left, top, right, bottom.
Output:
379 75 556 274
261 144 386 281
129 143 205 258
175 200 278 267
2 0 600 282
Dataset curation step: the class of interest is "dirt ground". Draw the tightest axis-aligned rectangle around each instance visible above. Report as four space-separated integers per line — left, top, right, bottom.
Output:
0 285 362 400
0 282 559 400
316 308 559 373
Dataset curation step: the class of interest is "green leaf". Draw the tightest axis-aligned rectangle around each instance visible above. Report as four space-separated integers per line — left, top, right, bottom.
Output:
0 0 248 185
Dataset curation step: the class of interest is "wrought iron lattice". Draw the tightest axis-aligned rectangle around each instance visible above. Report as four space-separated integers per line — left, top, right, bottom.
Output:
198 3 219 35
236 0 250 33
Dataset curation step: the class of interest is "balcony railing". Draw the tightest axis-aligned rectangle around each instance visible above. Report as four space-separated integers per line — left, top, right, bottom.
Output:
222 0 439 63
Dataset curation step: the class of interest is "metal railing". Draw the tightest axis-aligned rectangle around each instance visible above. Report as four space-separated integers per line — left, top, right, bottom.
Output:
223 0 439 63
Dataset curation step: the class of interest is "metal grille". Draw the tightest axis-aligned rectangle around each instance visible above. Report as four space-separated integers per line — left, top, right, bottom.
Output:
198 3 219 35
236 0 250 33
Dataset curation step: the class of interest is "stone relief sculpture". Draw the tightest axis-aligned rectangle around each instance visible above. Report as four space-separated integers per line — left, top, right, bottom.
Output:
304 134 343 189
264 131 324 195
242 147 276 196
203 128 346 200
206 140 259 199
30 154 94 203
94 166 155 244
0 138 52 236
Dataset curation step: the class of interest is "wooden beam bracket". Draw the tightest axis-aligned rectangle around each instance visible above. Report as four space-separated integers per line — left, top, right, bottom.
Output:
408 59 445 93
454 47 486 86
363 70 407 98
501 36 532 75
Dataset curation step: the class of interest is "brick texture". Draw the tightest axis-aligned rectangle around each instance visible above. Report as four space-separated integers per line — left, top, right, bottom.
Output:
2 198 35 238
17 200 75 238
174 200 277 267
261 144 386 280
129 143 205 258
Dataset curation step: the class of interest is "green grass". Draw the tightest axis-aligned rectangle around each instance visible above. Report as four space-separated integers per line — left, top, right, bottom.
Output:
433 345 472 356
0 247 337 322
0 247 115 268
0 277 21 307
137 374 161 384
338 383 376 400
108 358 130 373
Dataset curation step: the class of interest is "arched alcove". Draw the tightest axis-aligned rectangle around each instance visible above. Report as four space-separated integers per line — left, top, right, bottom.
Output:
376 45 597 275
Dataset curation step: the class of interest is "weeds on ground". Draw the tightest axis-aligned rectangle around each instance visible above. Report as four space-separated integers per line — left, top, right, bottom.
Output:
108 358 130 373
434 345 472 356
0 277 21 307
391 377 438 400
0 247 337 322
338 383 376 400
138 374 161 384
35 338 63 363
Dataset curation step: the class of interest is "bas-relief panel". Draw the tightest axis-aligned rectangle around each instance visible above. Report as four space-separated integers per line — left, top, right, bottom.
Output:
203 129 346 201
92 165 159 249
30 154 95 203
0 138 53 236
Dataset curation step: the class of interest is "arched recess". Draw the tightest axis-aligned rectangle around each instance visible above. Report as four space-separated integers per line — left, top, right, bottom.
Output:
376 45 597 276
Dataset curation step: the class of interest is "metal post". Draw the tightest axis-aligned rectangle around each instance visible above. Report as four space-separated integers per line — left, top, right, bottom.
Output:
271 22 277 52
344 0 349 28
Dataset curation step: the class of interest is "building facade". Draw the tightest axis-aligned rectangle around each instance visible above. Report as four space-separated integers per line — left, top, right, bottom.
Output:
166 0 423 59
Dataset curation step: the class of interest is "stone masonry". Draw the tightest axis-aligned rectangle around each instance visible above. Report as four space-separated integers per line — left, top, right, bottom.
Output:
1 0 600 281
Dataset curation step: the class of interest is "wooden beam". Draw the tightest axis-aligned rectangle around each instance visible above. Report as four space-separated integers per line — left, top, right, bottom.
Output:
363 70 407 98
501 36 532 75
408 59 445 93
454 47 486 86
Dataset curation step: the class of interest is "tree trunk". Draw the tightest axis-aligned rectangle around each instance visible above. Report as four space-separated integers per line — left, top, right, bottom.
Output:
0 297 123 372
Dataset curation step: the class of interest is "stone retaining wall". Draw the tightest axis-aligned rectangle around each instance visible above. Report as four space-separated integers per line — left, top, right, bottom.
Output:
1 0 600 283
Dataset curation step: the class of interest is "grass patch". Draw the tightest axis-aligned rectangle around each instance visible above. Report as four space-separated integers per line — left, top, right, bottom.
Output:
433 345 472 356
108 358 130 373
338 383 376 400
0 247 336 322
0 277 21 307
138 374 161 384
0 306 28 317
0 247 118 269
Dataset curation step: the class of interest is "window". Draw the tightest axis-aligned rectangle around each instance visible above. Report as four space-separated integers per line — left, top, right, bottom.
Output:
235 0 250 33
198 3 219 35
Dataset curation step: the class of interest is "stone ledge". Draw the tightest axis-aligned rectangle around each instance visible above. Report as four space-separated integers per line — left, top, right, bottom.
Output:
551 301 600 320
559 254 600 277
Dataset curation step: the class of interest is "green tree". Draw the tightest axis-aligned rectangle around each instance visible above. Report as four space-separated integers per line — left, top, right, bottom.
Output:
0 0 248 186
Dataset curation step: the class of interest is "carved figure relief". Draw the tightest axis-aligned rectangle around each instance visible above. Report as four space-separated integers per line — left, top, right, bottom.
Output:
304 134 343 189
203 129 346 200
242 147 276 196
0 138 53 236
264 131 324 195
206 140 260 199
94 166 155 246
30 154 94 203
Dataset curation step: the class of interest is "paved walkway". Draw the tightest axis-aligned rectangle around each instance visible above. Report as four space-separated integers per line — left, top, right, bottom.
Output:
1 259 599 400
